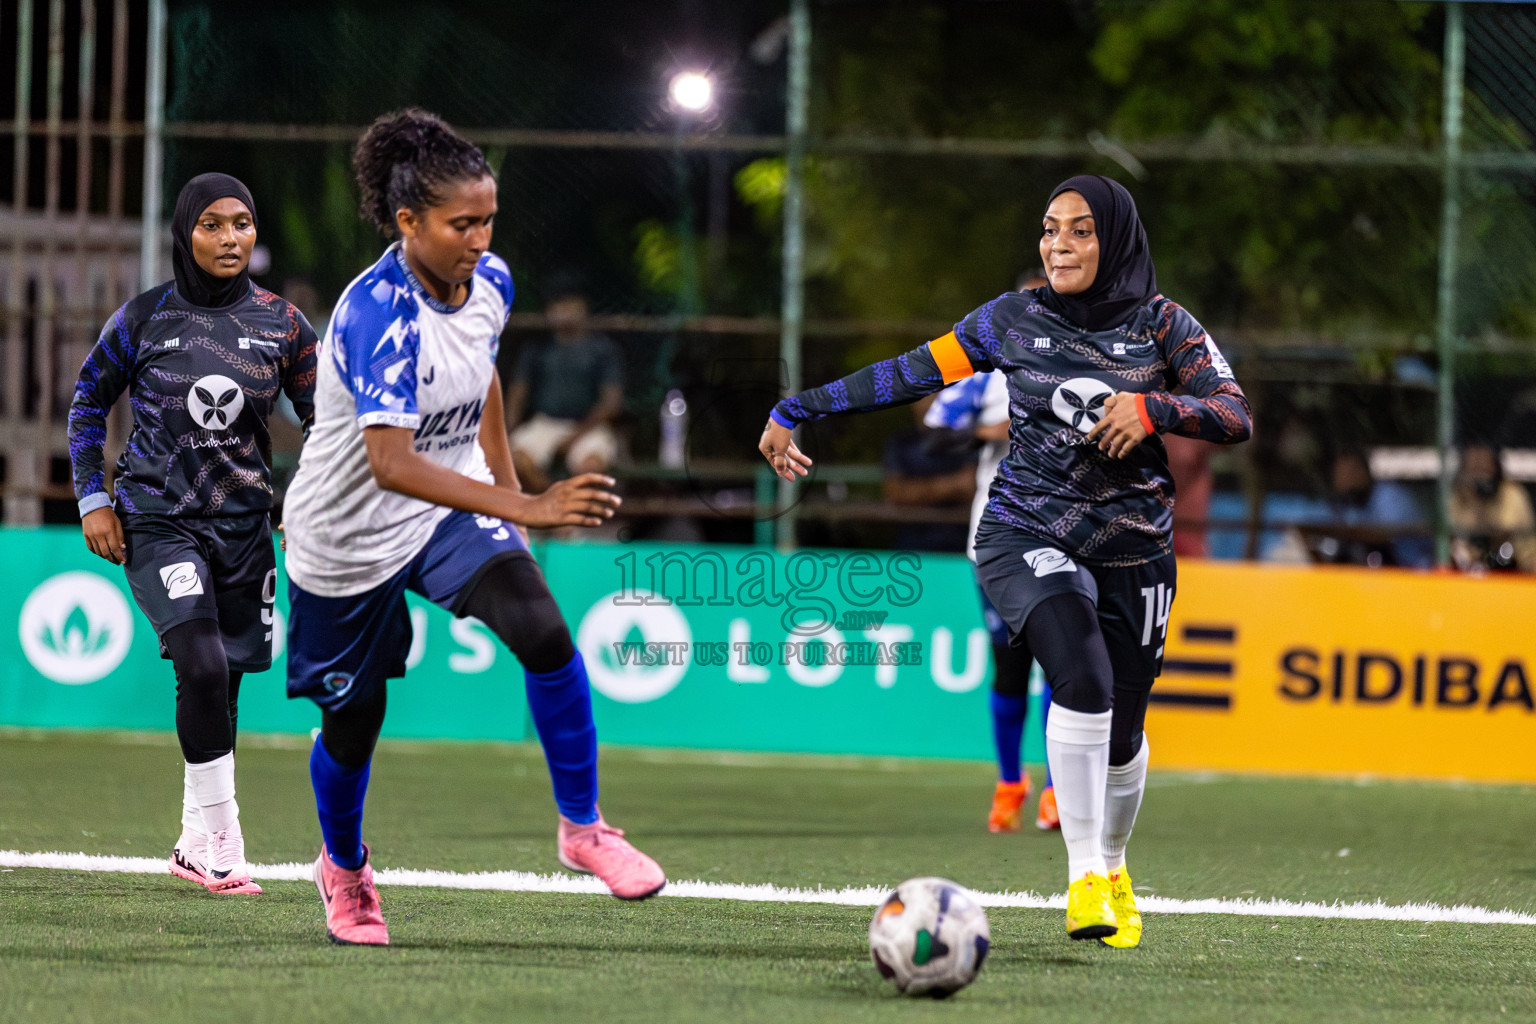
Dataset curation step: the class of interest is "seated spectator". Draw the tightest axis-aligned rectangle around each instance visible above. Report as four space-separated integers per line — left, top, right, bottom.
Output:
1450 443 1536 573
1312 449 1433 568
506 280 623 492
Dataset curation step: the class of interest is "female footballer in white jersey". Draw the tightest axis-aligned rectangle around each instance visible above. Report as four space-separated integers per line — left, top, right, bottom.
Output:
284 109 665 946
760 176 1251 948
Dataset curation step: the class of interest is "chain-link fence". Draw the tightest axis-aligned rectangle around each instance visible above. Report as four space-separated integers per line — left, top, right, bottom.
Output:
4 0 1534 566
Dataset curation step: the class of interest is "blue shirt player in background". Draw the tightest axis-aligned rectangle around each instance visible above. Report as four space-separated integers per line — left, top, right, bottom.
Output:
283 109 665 946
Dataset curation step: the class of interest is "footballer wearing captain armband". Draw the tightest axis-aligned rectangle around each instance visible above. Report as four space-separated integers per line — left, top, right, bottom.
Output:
283 109 664 947
760 175 1251 949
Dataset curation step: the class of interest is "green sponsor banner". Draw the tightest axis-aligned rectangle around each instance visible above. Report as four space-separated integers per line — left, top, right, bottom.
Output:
539 541 1045 761
0 528 527 742
0 530 1044 762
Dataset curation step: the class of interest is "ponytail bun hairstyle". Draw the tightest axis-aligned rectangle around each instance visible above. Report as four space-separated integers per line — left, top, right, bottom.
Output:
352 108 493 238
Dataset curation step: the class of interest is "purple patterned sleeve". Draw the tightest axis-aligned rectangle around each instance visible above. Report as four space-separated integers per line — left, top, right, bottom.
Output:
1141 301 1252 444
770 344 948 427
67 305 137 515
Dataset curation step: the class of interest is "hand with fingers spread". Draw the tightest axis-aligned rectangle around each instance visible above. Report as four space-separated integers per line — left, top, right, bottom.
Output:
82 506 127 564
759 419 814 482
510 472 622 528
1085 393 1150 460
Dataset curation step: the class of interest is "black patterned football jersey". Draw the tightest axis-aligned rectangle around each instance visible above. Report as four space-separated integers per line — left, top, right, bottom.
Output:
68 282 318 518
772 289 1251 566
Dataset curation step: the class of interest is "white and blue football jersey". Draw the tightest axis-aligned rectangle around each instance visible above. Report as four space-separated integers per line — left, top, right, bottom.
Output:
285 244 516 596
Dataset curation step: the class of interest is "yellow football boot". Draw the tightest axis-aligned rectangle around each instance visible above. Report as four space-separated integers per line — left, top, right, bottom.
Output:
1099 866 1142 949
1065 872 1117 941
987 778 1031 833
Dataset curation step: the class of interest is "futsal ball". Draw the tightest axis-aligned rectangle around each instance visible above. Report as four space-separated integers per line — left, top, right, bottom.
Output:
868 877 991 997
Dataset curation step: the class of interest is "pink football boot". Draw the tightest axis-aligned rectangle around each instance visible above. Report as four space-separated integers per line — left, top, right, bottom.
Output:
313 844 389 945
204 823 263 894
557 813 666 900
171 829 261 894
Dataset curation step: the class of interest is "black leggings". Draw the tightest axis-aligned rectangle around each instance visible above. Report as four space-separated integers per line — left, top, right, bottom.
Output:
163 619 243 764
1016 592 1150 767
320 553 577 770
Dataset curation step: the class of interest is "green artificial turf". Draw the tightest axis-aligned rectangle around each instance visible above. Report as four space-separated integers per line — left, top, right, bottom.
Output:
1 730 1534 1023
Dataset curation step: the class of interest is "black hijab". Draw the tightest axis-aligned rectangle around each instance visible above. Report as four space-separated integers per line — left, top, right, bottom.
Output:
1037 174 1158 333
171 172 257 309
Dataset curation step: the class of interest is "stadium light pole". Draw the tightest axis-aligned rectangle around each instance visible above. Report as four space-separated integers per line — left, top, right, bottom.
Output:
1434 1 1465 567
138 0 166 292
666 70 711 317
776 0 809 550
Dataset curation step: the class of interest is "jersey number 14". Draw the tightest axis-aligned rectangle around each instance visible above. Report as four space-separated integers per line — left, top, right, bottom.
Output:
1139 583 1173 648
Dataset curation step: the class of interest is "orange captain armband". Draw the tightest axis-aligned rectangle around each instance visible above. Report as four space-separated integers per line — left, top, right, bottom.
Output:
928 331 975 384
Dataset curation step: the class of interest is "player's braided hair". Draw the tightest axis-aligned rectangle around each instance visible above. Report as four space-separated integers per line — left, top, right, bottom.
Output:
352 108 492 238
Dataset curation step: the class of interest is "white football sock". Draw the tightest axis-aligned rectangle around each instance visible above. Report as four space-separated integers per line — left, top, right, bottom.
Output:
1045 703 1111 882
186 752 239 835
1101 739 1150 873
180 770 205 840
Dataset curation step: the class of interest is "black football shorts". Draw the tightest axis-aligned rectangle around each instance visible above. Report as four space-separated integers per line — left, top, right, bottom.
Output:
973 522 1177 685
121 511 277 672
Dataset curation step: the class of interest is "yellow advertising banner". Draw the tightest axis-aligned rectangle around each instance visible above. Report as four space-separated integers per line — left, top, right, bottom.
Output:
1149 561 1536 783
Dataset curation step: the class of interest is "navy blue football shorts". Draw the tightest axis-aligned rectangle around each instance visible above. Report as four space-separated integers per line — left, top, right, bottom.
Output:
286 509 528 710
973 522 1177 686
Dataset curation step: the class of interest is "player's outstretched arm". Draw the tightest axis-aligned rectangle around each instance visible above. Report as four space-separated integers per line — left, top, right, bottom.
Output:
758 419 814 482
760 332 984 480
362 425 620 528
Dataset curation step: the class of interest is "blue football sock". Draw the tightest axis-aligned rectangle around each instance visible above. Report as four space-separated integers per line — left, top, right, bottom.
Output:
525 652 599 825
990 691 1028 784
310 737 371 870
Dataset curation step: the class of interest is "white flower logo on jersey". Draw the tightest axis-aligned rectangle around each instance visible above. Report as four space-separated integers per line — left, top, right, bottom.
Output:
1050 377 1115 433
186 374 245 431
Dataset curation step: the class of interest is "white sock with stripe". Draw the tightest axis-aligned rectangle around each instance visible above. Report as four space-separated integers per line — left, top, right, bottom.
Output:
1044 703 1111 881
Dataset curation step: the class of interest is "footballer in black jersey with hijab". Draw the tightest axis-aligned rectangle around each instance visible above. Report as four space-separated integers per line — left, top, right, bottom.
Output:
761 175 1251 949
67 173 317 894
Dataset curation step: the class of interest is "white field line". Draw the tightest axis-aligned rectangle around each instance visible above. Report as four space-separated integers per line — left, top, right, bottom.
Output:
3 849 1533 926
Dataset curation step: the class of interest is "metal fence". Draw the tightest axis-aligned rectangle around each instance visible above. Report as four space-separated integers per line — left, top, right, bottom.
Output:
3 0 1534 564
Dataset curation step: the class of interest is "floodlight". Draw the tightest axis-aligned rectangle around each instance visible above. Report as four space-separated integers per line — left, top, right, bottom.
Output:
669 71 714 113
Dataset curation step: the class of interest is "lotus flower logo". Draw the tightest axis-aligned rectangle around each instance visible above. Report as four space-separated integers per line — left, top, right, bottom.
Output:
186 374 245 432
19 572 134 684
577 594 691 704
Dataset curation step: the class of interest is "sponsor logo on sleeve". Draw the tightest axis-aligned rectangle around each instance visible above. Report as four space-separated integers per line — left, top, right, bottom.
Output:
1205 337 1234 379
